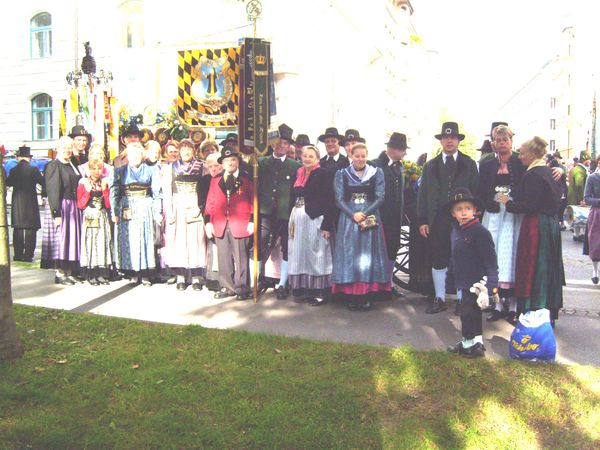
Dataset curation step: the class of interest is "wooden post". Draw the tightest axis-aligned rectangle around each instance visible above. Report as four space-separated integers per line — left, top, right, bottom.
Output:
0 155 24 361
252 153 259 303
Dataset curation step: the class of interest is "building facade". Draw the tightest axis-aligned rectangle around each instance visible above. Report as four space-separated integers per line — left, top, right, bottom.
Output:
0 0 438 157
493 25 599 160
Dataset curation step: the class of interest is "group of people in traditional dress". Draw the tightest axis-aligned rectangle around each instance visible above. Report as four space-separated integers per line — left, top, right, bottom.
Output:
9 116 599 357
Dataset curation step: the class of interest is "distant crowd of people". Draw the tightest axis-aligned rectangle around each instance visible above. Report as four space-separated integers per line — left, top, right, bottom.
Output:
6 119 600 358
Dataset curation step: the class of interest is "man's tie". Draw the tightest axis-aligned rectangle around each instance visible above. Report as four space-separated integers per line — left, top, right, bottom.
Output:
445 155 456 172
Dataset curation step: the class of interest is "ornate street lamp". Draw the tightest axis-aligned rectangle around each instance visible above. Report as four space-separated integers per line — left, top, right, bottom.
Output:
66 42 113 87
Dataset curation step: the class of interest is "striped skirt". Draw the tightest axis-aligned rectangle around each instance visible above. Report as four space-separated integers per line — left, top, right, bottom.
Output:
287 205 332 294
515 214 564 317
40 199 82 271
114 196 156 274
80 206 113 275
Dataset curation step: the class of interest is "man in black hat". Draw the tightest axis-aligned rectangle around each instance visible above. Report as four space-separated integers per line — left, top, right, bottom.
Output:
417 122 479 313
341 128 366 156
69 125 92 165
257 123 301 299
219 133 239 151
6 146 44 262
204 147 254 300
318 127 349 171
113 123 143 168
371 132 408 297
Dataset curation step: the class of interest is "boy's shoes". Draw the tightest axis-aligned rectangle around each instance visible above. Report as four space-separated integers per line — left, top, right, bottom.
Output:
141 278 153 287
425 298 447 314
447 341 463 353
447 341 486 358
461 342 486 358
214 289 236 299
506 311 518 326
191 282 203 291
275 286 289 300
176 282 187 291
592 276 599 285
487 310 505 322
166 276 177 285
88 278 100 286
97 276 110 285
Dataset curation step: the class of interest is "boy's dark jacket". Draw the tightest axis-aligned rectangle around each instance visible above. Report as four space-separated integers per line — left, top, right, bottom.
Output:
447 217 498 292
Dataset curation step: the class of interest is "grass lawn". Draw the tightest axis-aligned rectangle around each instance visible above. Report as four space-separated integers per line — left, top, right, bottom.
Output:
1 305 599 449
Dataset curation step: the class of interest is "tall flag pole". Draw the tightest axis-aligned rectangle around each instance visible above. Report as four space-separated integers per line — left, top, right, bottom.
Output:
242 0 267 303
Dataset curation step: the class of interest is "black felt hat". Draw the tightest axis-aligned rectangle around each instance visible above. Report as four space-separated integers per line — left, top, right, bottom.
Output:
295 134 312 147
385 132 409 149
434 122 465 141
478 139 493 153
219 132 238 147
278 124 295 144
69 125 92 140
318 127 344 143
488 121 509 137
217 146 242 164
17 145 32 158
444 187 483 213
341 129 366 145
122 123 143 138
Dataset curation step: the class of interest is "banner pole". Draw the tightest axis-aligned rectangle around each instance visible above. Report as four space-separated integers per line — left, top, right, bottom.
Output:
252 152 259 303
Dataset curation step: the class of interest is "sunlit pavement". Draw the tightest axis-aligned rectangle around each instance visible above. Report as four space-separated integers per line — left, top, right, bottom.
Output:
10 228 599 367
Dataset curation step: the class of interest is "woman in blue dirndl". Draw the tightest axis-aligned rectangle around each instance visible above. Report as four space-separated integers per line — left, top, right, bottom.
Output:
331 143 391 311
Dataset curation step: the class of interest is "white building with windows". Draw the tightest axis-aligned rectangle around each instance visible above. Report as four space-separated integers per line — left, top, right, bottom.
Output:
0 0 439 157
493 25 600 160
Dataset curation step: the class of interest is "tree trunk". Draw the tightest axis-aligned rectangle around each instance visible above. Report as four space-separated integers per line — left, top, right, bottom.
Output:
0 156 23 361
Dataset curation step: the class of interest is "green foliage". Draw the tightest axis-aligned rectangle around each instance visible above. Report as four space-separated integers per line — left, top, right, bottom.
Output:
1 306 599 449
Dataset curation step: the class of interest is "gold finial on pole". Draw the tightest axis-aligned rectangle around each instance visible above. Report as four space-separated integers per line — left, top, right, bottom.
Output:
246 0 262 38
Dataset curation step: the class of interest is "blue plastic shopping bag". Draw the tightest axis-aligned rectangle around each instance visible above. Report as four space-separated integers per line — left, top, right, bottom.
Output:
509 309 556 362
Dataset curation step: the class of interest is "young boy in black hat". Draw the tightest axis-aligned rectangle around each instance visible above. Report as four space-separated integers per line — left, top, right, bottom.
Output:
445 187 499 358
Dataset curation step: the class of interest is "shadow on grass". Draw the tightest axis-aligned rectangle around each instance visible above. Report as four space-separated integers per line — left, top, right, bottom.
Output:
371 347 600 448
1 306 598 448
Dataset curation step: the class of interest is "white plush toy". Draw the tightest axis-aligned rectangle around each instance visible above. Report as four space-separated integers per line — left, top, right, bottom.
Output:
469 279 499 309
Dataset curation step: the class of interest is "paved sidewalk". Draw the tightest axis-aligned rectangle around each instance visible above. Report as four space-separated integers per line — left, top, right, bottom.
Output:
11 264 600 367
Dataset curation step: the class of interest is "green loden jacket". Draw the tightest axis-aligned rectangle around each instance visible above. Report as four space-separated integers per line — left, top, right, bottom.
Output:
257 155 301 220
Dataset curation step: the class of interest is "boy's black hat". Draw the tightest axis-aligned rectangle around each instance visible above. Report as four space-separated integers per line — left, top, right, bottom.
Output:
444 187 483 213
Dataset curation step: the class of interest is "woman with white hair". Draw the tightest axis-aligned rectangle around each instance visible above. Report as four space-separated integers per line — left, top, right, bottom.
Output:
110 142 162 285
287 145 335 306
41 136 83 284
